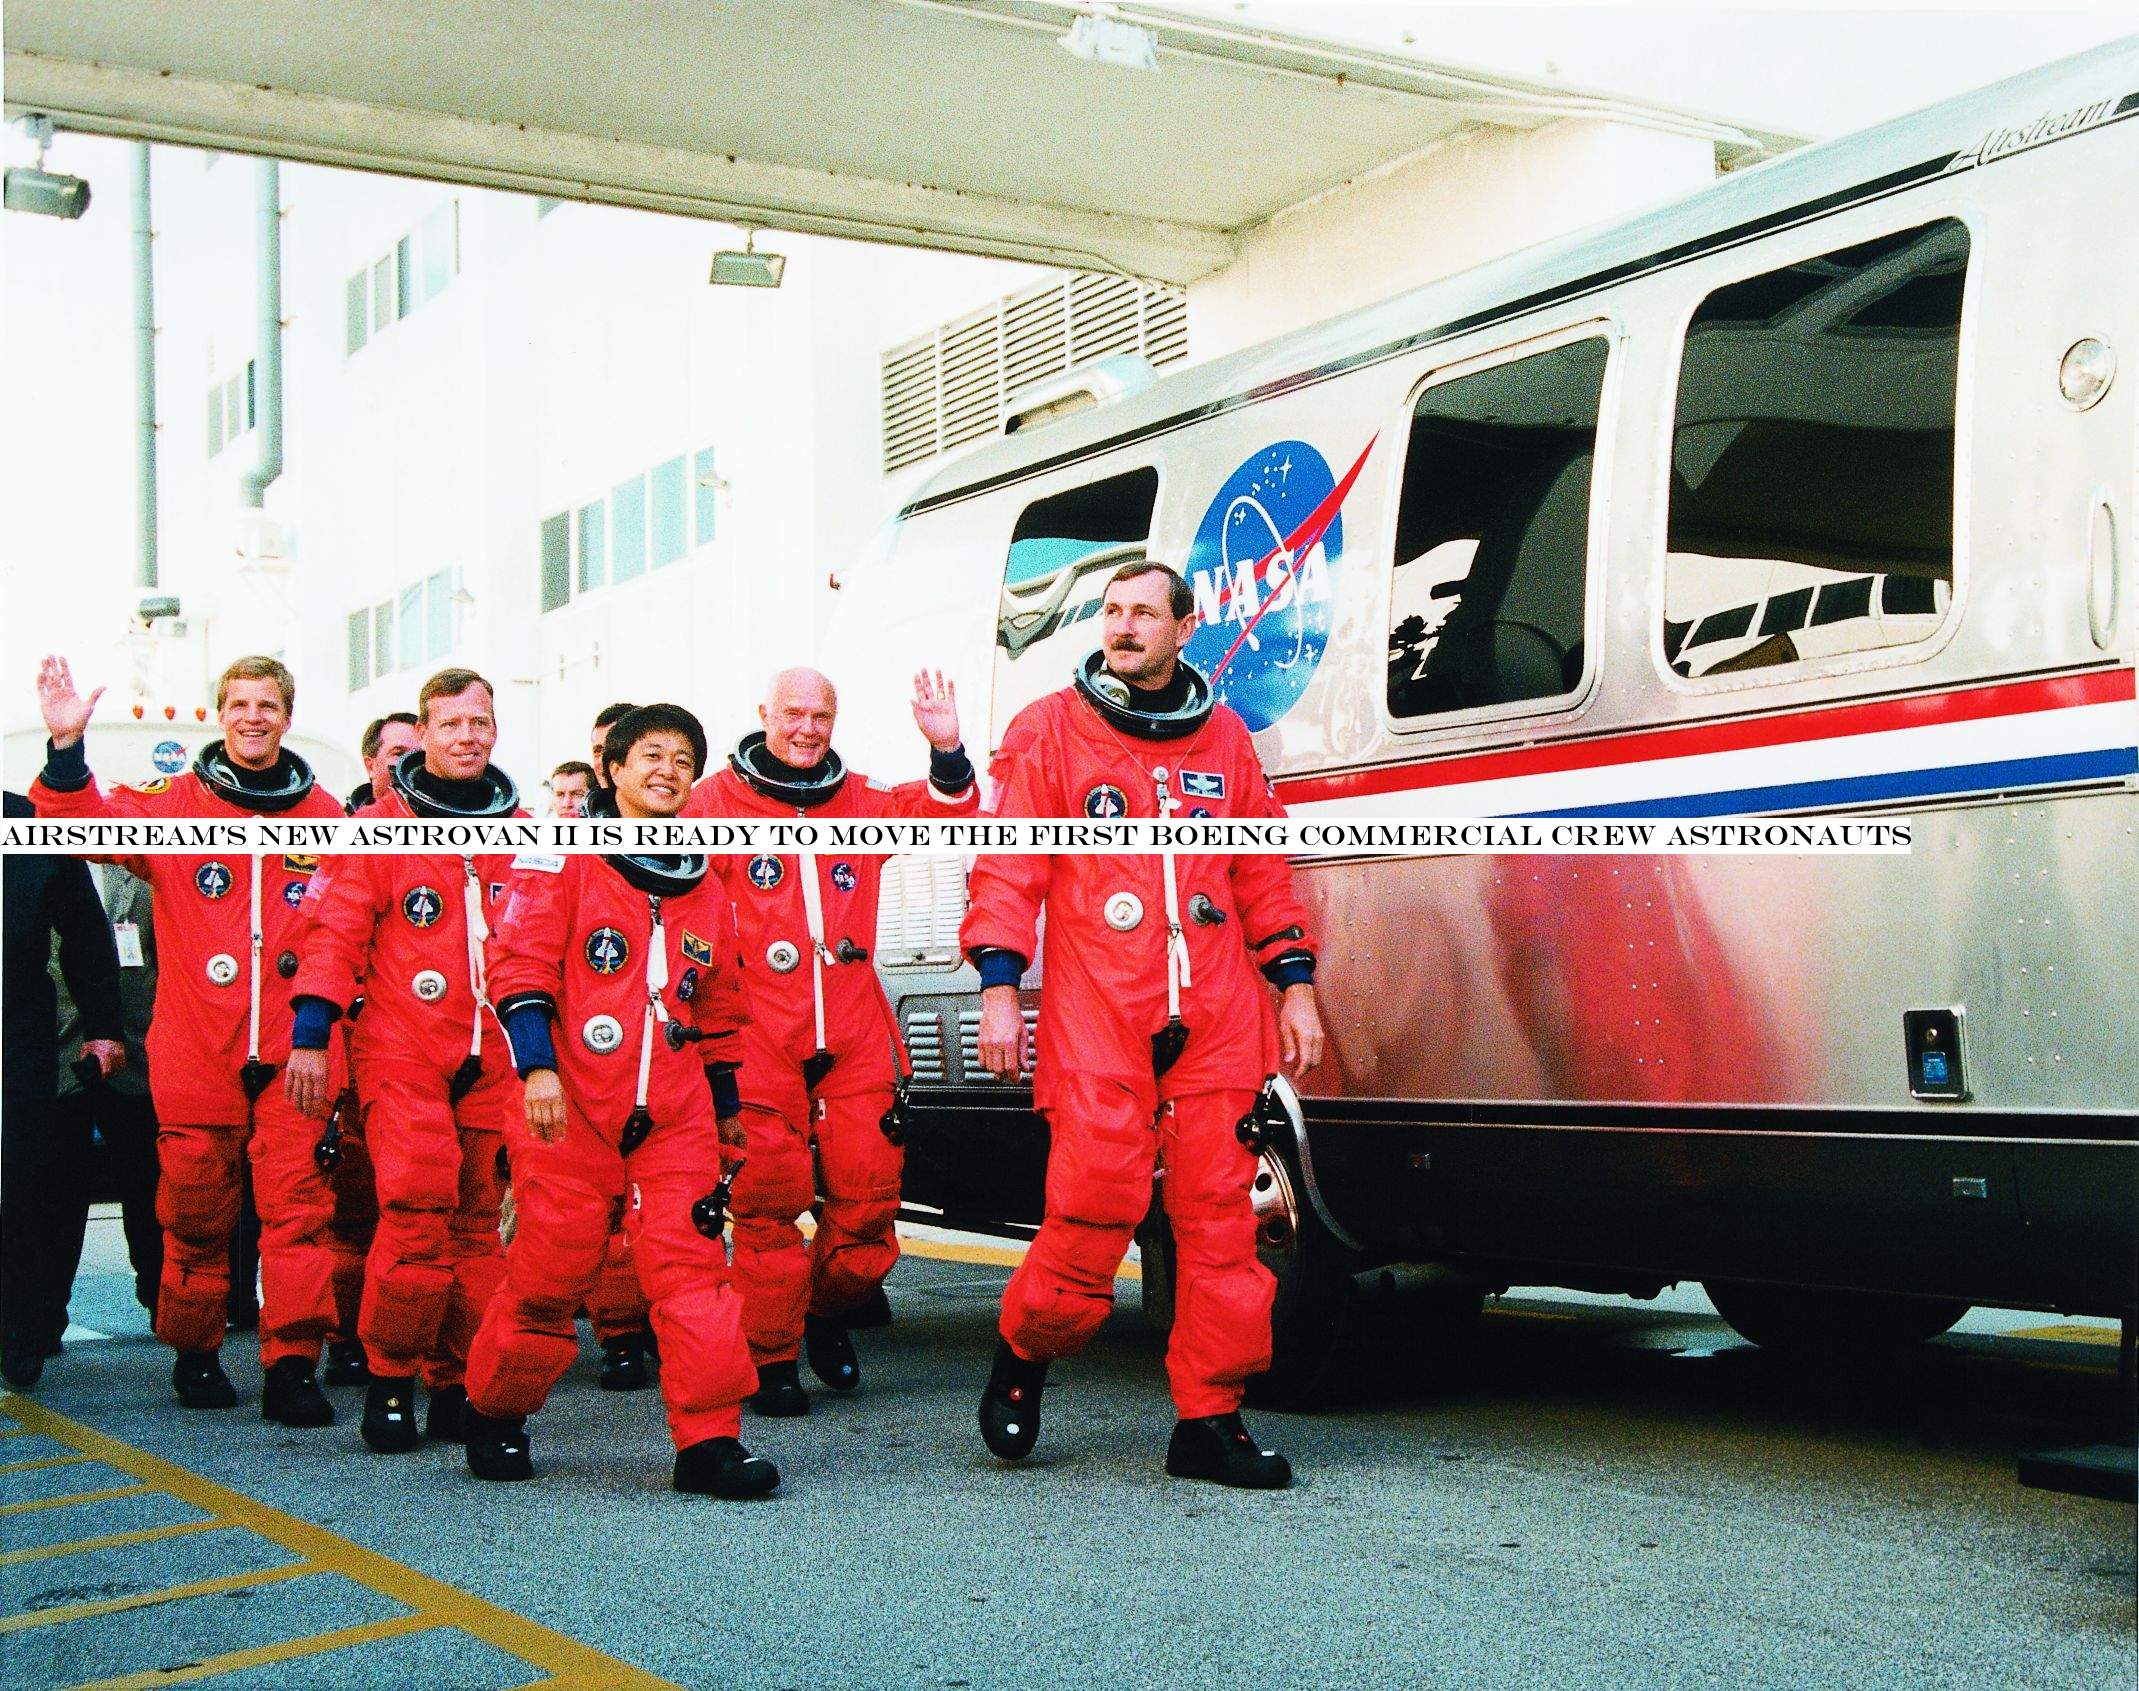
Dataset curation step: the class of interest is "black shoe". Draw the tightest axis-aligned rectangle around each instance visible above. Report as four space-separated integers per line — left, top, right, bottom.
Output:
978 1339 1047 1461
673 1436 780 1499
598 1332 649 1392
748 1360 809 1417
426 1384 469 1443
803 1315 860 1392
1165 1412 1292 1490
1 1343 44 1389
845 1284 894 1330
465 1409 533 1482
322 1338 373 1387
361 1375 422 1453
172 1350 238 1409
261 1357 335 1428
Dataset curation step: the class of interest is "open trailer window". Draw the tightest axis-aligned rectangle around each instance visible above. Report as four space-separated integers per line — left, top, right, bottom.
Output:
1387 335 1607 722
996 467 1159 660
1663 219 1965 679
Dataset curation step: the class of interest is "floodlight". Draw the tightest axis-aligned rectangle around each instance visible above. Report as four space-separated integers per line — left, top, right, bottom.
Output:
4 166 90 219
709 230 786 288
1057 11 1159 72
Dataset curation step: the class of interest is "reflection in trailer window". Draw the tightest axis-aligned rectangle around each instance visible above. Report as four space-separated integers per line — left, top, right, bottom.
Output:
997 468 1159 658
1388 336 1607 720
1665 219 1966 678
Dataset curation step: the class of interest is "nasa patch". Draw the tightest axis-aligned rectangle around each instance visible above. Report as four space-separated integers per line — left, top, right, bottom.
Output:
584 927 630 975
1188 806 1213 819
1084 784 1128 819
829 861 858 893
679 929 714 967
126 778 173 796
1182 436 1373 732
511 853 565 873
282 880 307 908
745 854 784 891
1180 770 1226 801
194 861 233 900
151 739 189 775
676 966 700 1002
402 886 444 928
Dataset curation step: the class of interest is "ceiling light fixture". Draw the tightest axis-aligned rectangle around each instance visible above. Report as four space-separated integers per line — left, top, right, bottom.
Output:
709 229 786 288
1057 8 1159 73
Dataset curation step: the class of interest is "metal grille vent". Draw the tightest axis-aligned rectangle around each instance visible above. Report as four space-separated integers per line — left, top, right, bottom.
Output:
882 274 1188 472
903 1008 946 1083
874 854 969 968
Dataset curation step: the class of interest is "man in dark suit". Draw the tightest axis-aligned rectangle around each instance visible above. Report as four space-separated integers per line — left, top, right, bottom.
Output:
3 790 126 1387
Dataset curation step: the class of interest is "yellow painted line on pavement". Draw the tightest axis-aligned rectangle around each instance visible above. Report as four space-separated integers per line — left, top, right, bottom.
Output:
0 1424 36 1437
901 1233 1141 1281
0 1395 685 1691
0 1560 312 1635
0 1518 226 1568
2004 1323 2123 1345
0 1482 151 1517
0 1452 92 1477
63 1613 439 1691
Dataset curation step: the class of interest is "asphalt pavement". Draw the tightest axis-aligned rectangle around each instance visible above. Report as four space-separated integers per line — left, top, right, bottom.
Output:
2 1215 2132 1691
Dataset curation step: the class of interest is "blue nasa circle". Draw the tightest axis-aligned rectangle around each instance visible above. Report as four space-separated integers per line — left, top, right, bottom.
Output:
746 854 784 890
584 927 630 974
1181 439 1345 732
152 739 189 775
829 861 858 893
194 861 233 900
402 885 443 928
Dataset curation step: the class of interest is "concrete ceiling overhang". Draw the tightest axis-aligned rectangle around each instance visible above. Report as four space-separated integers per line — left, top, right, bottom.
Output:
2 0 1797 284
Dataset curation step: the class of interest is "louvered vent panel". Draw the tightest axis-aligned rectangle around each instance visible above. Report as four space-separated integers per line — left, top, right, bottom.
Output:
940 317 1002 449
957 1005 1039 1083
1067 274 1140 363
880 339 941 471
902 1008 946 1083
1146 290 1189 367
874 854 968 967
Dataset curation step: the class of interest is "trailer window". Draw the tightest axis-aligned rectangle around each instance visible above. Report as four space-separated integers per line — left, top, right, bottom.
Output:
996 467 1158 660
1664 220 1965 678
1388 336 1606 721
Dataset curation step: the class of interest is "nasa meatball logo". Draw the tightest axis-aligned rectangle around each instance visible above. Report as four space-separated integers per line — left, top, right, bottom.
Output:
829 861 858 893
1182 435 1375 732
194 861 233 900
402 886 444 928
151 738 188 775
1084 784 1127 819
585 927 630 974
282 881 307 908
746 854 784 891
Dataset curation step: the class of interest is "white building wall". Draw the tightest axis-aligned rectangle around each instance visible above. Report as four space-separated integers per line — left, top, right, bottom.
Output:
1189 119 1717 361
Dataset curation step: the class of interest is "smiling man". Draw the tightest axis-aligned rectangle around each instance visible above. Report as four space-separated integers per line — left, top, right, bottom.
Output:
287 667 523 1453
963 560 1325 1489
31 653 347 1426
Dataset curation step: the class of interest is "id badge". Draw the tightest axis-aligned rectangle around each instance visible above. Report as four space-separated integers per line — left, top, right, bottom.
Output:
113 920 146 968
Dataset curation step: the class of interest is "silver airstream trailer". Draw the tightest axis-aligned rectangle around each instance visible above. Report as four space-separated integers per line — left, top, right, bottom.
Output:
823 41 2138 1395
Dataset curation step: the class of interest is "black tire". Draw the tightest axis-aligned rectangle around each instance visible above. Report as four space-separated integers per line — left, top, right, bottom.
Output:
1244 1140 1354 1411
1703 1280 1970 1355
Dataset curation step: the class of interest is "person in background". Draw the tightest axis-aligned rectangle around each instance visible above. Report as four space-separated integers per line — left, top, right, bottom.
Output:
548 761 595 818
3 790 126 1389
348 712 423 815
51 859 163 1327
588 703 635 791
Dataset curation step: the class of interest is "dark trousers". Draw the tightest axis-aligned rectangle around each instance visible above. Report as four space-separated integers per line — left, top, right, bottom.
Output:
2 1086 164 1353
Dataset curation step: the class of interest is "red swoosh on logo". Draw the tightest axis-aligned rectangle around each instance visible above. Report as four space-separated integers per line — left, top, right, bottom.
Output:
1210 434 1378 682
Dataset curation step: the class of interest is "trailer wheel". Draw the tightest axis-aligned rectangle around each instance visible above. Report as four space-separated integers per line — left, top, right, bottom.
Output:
1244 1133 1353 1410
1703 1281 1970 1354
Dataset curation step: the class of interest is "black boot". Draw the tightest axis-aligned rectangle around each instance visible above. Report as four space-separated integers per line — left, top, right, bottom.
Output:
802 1315 859 1392
845 1284 894 1330
673 1436 780 1499
1165 1412 1292 1490
977 1338 1047 1461
464 1409 533 1482
361 1375 422 1453
748 1359 809 1417
598 1331 649 1392
426 1383 469 1443
2 1339 44 1390
322 1338 373 1387
172 1349 237 1409
261 1357 335 1428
